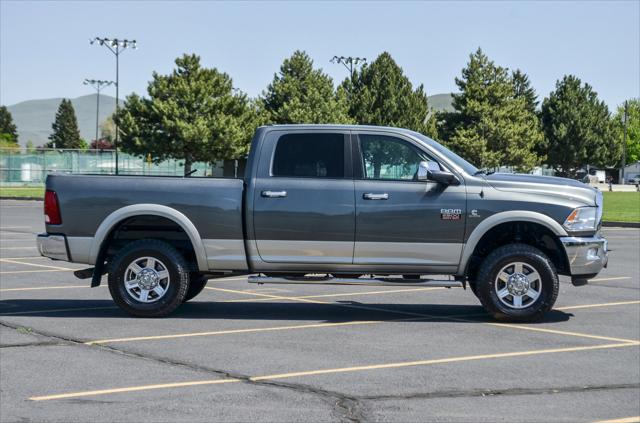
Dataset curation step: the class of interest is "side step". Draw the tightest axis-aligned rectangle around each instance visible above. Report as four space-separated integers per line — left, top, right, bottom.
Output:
247 275 462 288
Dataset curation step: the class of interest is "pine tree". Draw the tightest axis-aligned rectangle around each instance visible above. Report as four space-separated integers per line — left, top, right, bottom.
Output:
512 69 538 114
445 48 542 171
261 50 351 124
116 54 260 176
345 52 438 138
0 105 18 144
45 99 83 149
541 75 616 177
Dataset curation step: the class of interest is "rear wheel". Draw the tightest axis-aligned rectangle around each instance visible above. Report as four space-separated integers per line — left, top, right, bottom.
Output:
108 239 190 317
475 243 559 322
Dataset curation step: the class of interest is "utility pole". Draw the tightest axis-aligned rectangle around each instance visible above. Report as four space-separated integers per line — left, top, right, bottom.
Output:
621 100 628 183
90 37 137 175
83 79 114 146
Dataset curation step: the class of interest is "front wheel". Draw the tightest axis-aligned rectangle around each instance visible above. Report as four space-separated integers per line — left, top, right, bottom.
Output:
475 244 559 322
108 239 190 317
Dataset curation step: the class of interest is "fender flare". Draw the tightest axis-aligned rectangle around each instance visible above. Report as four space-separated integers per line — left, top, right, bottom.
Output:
89 204 208 272
457 210 568 276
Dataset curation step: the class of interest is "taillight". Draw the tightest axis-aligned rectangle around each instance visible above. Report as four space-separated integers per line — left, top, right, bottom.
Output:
44 190 62 225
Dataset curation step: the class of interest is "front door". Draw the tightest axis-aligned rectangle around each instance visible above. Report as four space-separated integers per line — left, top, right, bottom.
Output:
253 130 355 264
353 133 466 267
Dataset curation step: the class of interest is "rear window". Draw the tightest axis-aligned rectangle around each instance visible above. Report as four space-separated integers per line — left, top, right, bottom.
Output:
272 133 345 178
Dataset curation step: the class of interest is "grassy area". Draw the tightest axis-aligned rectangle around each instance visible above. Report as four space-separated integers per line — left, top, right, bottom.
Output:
602 192 640 223
0 185 638 222
0 186 44 199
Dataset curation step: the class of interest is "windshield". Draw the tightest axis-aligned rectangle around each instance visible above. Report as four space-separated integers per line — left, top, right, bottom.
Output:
410 132 479 175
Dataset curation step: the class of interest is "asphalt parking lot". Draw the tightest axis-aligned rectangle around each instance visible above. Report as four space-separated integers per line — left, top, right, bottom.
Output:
0 199 638 423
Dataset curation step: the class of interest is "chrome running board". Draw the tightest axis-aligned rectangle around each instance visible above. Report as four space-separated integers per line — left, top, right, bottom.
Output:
247 275 462 288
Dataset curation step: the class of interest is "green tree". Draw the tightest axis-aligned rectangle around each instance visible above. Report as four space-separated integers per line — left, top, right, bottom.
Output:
100 116 116 142
261 50 351 124
612 99 640 164
345 52 438 138
26 140 36 153
512 69 538 115
45 99 83 149
116 54 260 176
540 75 616 177
0 105 18 144
445 48 542 171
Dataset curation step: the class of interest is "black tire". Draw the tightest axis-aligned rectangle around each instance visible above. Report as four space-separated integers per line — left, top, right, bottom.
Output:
108 239 190 317
475 243 559 322
183 274 209 302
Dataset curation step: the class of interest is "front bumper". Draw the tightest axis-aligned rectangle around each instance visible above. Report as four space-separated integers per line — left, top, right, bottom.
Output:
560 235 608 277
37 233 69 261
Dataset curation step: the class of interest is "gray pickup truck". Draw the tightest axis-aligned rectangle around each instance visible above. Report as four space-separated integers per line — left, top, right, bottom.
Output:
38 125 608 320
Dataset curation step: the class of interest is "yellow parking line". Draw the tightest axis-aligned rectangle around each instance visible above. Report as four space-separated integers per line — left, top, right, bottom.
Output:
0 269 70 274
595 417 640 423
85 320 396 345
0 285 93 292
222 286 445 303
0 305 117 316
30 341 639 401
206 287 640 343
589 277 633 282
30 378 240 401
0 258 74 271
557 301 640 311
488 323 639 344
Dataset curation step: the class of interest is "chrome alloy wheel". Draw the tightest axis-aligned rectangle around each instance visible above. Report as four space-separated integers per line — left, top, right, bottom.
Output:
494 261 542 309
123 257 170 303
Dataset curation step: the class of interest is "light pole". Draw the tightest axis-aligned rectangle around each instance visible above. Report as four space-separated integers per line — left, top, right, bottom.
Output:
83 79 114 146
330 56 367 79
90 37 137 174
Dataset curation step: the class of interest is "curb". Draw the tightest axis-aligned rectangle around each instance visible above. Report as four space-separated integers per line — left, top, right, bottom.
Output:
0 196 43 201
603 221 640 228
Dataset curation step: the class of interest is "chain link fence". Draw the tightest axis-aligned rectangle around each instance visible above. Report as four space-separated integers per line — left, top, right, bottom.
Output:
0 148 245 186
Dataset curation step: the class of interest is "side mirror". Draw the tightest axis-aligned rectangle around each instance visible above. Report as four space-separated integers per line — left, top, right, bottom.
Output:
418 161 459 185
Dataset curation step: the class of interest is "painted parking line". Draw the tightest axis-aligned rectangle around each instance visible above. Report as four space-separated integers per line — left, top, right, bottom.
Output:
222 286 446 303
0 246 37 250
29 341 640 401
0 285 95 293
595 417 640 423
0 269 71 275
82 300 640 345
0 305 117 316
557 300 640 311
85 320 395 345
589 277 633 282
206 287 640 344
0 256 47 260
0 258 75 271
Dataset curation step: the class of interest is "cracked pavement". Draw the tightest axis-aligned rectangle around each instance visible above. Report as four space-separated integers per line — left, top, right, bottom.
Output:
1 200 639 422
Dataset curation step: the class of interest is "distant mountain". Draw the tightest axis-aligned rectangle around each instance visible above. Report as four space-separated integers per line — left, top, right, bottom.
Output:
7 94 122 147
6 92 455 147
428 93 454 112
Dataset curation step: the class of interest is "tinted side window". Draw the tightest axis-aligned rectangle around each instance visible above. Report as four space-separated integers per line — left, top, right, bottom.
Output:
359 135 428 180
272 133 345 178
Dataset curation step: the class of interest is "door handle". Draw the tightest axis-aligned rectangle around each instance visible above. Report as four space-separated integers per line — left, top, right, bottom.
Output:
261 190 287 198
363 193 389 200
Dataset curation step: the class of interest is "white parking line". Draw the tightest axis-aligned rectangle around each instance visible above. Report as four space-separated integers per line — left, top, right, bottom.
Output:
0 258 74 271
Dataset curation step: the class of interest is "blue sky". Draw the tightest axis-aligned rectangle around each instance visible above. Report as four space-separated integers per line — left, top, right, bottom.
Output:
1 1 638 110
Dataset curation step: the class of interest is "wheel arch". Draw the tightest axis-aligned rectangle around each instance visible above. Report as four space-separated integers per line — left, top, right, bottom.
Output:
89 204 208 272
458 211 569 277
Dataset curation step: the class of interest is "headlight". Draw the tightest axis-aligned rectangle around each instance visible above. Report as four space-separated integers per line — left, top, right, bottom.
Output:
563 207 597 231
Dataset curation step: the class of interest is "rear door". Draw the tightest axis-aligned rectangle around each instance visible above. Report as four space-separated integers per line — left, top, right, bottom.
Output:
353 132 466 267
252 130 355 264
